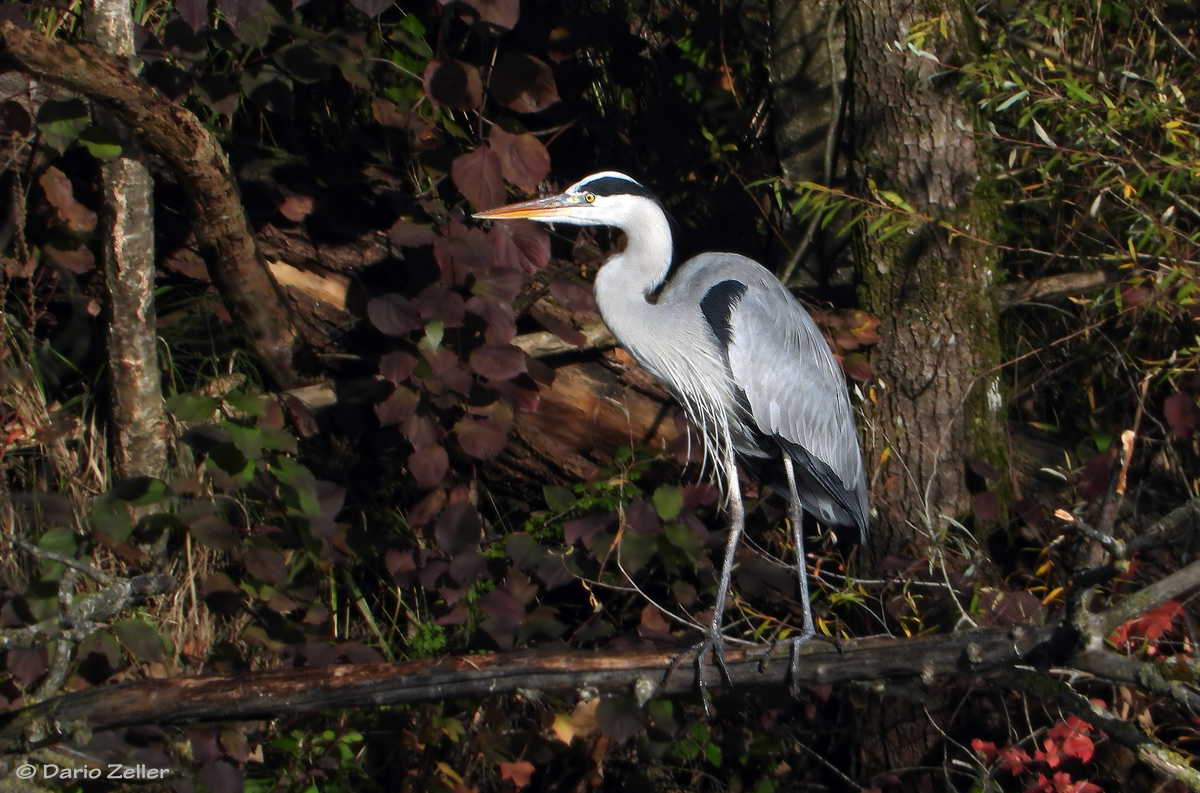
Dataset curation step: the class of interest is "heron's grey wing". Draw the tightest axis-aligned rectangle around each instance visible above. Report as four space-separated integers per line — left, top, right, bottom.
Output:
721 270 869 541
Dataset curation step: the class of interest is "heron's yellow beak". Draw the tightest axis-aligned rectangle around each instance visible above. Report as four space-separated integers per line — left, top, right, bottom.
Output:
473 193 582 221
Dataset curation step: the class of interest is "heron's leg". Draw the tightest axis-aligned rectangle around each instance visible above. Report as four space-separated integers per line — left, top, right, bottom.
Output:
759 454 821 698
664 453 744 714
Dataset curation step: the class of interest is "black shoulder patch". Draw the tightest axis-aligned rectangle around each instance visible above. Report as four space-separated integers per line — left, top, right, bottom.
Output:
583 176 659 200
700 279 748 350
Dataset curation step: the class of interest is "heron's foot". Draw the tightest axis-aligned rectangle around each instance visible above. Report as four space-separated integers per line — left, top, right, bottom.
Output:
759 629 842 698
663 630 733 716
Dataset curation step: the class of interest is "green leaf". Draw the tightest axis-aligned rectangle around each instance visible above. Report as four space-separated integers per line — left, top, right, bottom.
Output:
36 98 89 154
418 320 444 351
166 393 219 422
270 456 320 516
113 618 166 662
225 391 268 418
77 125 123 161
543 485 577 512
222 419 265 460
663 522 701 558
651 484 683 521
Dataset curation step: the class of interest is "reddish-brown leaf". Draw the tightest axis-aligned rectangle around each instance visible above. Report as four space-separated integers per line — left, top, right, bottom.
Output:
1164 392 1200 439
243 545 288 587
415 284 466 327
833 331 860 351
402 413 439 450
470 344 527 380
454 416 509 459
1078 450 1116 501
487 221 550 273
407 488 446 527
375 386 419 427
434 222 493 285
379 351 418 385
189 514 240 551
389 218 437 247
349 0 392 16
472 267 525 302
535 312 587 348
39 167 97 232
367 294 420 336
409 444 448 488
489 127 550 192
163 247 210 281
372 98 433 135
217 0 264 27
967 457 1001 481
549 278 596 313
490 53 560 113
452 147 506 211
177 0 209 30
465 296 517 344
278 194 314 221
6 647 46 686
843 352 872 381
423 59 483 112
44 244 96 274
435 501 482 555
449 0 519 28
498 761 535 789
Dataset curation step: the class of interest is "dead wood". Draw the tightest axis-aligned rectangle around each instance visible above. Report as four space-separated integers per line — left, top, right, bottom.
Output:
0 23 308 388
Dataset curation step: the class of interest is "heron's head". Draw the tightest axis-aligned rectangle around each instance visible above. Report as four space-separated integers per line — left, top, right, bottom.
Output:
473 171 662 229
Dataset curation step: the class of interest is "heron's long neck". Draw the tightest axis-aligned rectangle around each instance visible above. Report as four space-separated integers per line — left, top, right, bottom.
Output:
592 209 674 357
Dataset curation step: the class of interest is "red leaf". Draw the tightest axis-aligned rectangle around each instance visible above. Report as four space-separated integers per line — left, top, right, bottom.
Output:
535 312 587 348
409 445 448 488
455 416 509 459
278 194 314 221
407 488 446 527
375 386 419 427
372 98 433 135
549 278 596 313
452 147 506 211
997 745 1031 775
434 222 493 286
402 413 439 450
39 167 97 232
243 545 288 587
367 294 420 336
465 295 517 343
967 457 1002 481
6 647 46 686
435 501 482 555
480 588 525 621
415 284 466 327
472 267 525 302
379 351 418 385
219 0 266 27
388 218 437 247
1078 450 1115 501
490 53 560 113
498 761 535 789
449 0 519 29
489 127 551 192
972 491 1001 520
1164 392 1200 439
470 344 527 380
1109 599 1182 648
44 244 96 274
177 0 209 30
488 220 550 273
422 59 483 111
833 331 860 351
843 352 872 381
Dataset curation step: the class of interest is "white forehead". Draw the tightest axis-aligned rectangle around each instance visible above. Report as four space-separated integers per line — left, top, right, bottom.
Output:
567 171 644 192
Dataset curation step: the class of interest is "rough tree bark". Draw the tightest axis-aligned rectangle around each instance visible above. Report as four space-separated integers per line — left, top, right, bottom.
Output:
843 0 1008 786
845 0 1006 558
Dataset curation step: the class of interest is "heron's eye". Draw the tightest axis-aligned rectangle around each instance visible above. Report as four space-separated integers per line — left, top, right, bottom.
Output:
584 193 595 203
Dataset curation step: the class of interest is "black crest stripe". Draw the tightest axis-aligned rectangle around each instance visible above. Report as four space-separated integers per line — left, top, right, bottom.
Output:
583 176 658 200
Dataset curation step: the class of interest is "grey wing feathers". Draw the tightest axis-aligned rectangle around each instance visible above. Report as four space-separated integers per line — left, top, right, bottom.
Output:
712 259 869 541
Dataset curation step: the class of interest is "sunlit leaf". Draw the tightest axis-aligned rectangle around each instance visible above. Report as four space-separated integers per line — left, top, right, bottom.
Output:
487 221 550 273
489 127 550 192
452 147 506 211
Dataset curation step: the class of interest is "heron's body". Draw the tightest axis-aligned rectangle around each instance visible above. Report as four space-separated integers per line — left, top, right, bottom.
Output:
476 172 869 705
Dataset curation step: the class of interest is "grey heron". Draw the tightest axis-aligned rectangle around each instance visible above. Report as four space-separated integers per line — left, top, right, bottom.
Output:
475 171 869 707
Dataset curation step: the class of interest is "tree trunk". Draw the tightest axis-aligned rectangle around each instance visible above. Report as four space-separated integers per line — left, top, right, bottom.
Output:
845 0 1006 561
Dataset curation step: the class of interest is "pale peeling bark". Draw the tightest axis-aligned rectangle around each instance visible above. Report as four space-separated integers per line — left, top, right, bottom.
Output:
85 0 167 483
846 0 1006 554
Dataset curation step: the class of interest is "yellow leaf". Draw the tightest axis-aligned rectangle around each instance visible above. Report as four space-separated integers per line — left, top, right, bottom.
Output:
1042 586 1064 605
437 762 464 784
